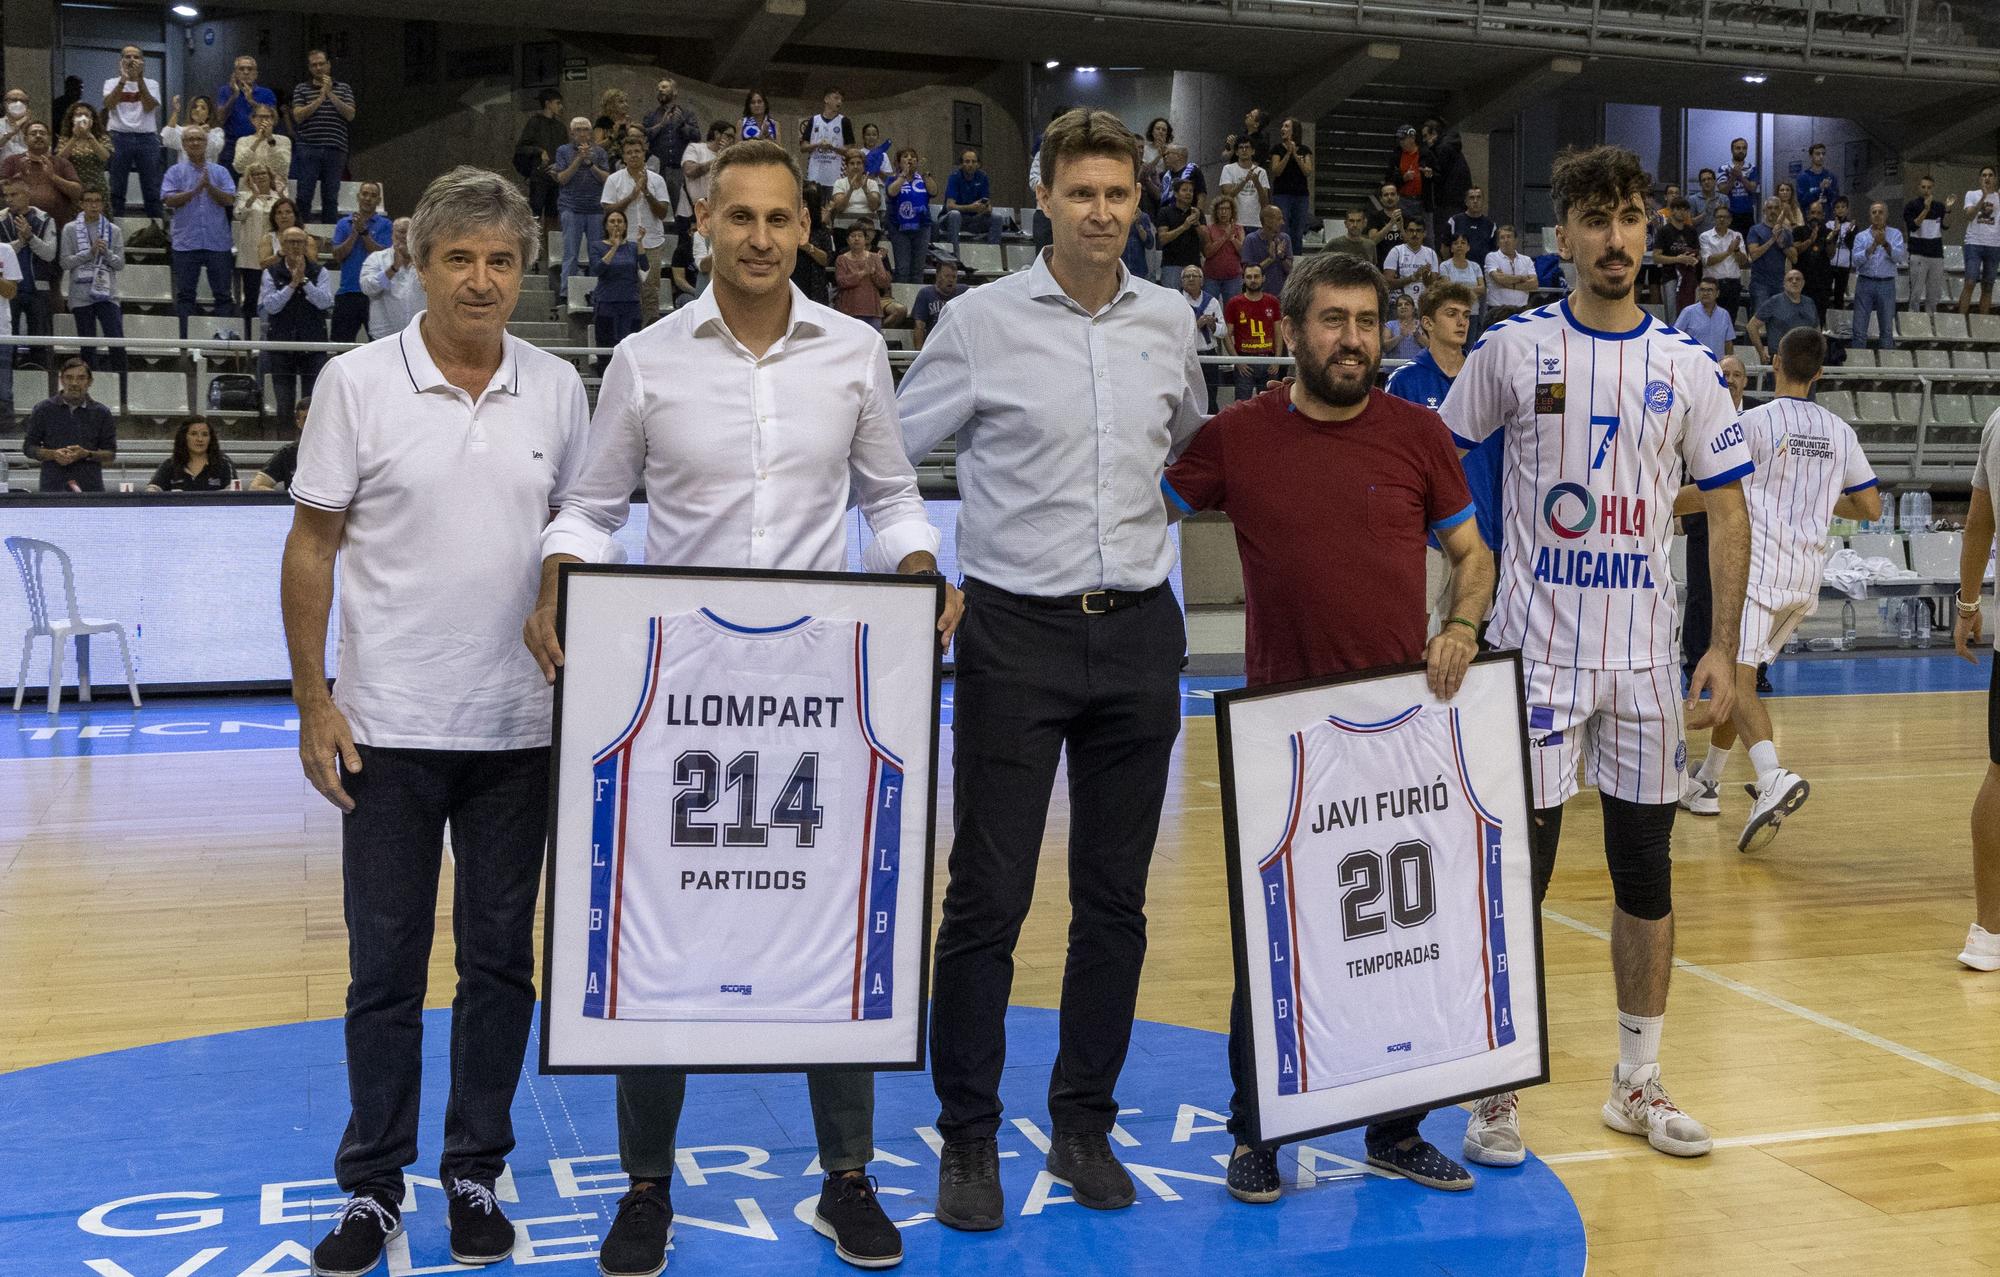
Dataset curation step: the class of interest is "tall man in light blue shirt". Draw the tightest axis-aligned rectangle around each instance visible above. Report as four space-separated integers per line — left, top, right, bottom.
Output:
896 108 1208 1232
158 128 236 338
1851 200 1907 351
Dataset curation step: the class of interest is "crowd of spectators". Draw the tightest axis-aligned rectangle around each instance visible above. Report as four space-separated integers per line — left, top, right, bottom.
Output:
10 54 2000 495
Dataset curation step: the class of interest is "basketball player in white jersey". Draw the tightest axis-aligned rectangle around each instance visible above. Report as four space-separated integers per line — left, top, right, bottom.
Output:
1676 327 1879 850
1440 144 1754 1166
524 138 961 1276
800 86 853 196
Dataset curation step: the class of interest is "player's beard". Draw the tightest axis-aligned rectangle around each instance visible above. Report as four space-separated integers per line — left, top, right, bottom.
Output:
1298 338 1379 409
1584 254 1637 303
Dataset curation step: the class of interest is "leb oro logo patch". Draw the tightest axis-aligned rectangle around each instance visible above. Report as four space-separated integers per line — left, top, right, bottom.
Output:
1534 381 1566 415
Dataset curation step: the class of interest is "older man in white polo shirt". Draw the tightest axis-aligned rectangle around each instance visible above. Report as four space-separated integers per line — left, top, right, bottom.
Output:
522 137 958 1277
281 166 588 1277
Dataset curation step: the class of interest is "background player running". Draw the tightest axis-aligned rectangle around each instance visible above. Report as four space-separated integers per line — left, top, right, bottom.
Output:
1440 145 1754 1167
1675 326 1880 851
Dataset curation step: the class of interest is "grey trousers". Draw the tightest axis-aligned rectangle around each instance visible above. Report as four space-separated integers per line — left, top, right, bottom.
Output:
1910 254 1947 313
616 1069 875 1180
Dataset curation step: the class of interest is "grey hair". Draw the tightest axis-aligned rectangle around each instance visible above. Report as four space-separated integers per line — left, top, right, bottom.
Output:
408 166 539 269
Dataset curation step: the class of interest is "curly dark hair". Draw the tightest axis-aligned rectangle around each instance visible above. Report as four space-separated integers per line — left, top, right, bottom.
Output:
1550 144 1651 222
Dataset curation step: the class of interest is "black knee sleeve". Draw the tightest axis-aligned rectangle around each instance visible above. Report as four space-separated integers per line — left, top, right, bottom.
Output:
1600 795 1675 920
1529 804 1563 906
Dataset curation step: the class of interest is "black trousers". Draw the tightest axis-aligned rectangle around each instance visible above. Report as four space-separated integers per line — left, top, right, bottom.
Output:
930 579 1184 1142
334 744 550 1196
1681 512 1712 680
332 291 370 343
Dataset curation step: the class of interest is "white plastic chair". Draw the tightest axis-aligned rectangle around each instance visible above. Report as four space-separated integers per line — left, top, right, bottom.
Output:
6 536 141 714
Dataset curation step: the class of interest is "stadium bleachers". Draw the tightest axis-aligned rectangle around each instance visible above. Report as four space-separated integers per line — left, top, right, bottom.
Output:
20 129 2000 497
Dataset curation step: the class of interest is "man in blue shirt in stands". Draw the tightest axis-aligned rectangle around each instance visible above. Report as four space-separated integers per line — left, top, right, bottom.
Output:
159 128 236 338
330 180 391 343
1722 136 1760 225
1851 199 1907 351
1675 277 1736 361
1798 142 1839 217
215 54 278 171
939 149 1003 253
1385 280 1500 631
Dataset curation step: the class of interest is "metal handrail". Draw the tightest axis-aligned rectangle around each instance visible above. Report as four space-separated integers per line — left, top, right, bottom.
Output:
958 0 2000 77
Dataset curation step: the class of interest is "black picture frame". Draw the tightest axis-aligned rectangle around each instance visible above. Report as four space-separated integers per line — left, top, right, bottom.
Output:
537 562 945 1076
1215 650 1550 1148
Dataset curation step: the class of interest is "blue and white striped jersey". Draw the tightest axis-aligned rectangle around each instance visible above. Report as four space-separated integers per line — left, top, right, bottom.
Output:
1738 396 1876 603
1439 298 1754 670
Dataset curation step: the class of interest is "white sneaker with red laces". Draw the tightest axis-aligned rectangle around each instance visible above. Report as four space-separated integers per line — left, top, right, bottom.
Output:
1461 1090 1524 1167
1601 1063 1712 1157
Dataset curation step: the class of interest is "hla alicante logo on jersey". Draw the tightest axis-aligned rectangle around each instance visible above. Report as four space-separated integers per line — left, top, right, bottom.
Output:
1535 484 1657 590
1644 378 1675 414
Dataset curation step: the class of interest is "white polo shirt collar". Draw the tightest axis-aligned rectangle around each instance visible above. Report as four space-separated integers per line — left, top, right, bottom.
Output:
394 311 524 404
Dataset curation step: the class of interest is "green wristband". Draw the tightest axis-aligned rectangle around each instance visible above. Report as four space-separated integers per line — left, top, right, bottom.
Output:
1448 616 1479 635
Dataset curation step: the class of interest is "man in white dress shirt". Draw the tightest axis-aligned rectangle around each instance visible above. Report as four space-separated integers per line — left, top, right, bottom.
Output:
523 137 960 1277
894 107 1208 1231
600 132 673 324
282 166 590 1277
358 216 423 339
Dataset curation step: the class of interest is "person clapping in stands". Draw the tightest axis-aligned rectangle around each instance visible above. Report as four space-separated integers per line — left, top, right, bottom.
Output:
259 225 333 423
147 415 236 491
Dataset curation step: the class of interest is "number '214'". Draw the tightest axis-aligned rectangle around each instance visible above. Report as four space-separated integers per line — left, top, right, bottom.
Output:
670 750 825 847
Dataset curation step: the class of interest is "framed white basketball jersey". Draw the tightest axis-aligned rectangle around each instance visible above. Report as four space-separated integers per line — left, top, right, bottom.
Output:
1258 705 1515 1094
583 609 903 1022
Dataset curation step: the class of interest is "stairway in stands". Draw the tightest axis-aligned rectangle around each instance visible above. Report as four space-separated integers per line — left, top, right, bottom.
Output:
1313 84 1453 229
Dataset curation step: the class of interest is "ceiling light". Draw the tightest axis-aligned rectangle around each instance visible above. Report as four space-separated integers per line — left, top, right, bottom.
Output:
1045 60 1060 69
1075 65 1098 73
1742 71 1768 84
171 3 198 15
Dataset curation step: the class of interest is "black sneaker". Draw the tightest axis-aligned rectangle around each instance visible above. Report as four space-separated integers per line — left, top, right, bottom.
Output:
446 1179 514 1265
597 1181 674 1277
310 1190 402 1277
1045 1131 1136 1210
812 1173 903 1268
935 1138 1004 1232
1226 1143 1282 1204
1365 1137 1476 1191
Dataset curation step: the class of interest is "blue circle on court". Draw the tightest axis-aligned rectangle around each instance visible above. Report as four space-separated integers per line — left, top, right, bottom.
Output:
0 1007 1584 1274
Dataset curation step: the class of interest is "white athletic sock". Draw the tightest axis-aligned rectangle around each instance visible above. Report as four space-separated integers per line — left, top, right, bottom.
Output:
1617 1011 1663 1077
1749 740 1781 787
1696 746 1731 784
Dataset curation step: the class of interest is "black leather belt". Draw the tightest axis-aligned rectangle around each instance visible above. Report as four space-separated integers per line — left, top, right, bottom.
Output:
964 577 1166 615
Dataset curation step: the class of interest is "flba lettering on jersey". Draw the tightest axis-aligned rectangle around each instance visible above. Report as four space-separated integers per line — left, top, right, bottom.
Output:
1532 547 1657 590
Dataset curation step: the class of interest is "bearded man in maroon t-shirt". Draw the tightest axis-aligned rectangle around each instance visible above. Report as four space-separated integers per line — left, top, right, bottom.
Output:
1163 249 1495 1202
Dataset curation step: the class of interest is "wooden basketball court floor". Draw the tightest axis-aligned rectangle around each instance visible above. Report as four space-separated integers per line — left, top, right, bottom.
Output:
5 682 2000 1275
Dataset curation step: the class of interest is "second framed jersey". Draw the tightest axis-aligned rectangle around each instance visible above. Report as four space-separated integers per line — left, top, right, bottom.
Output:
541 566 944 1072
1218 654 1548 1146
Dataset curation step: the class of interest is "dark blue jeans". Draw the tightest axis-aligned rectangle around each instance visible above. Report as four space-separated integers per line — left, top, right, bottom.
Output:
268 349 325 422
107 132 163 219
170 248 234 337
296 143 346 223
71 299 127 380
334 743 550 1196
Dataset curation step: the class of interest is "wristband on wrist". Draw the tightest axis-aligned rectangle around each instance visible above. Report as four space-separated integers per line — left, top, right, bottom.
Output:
1958 592 1983 615
1447 616 1479 635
